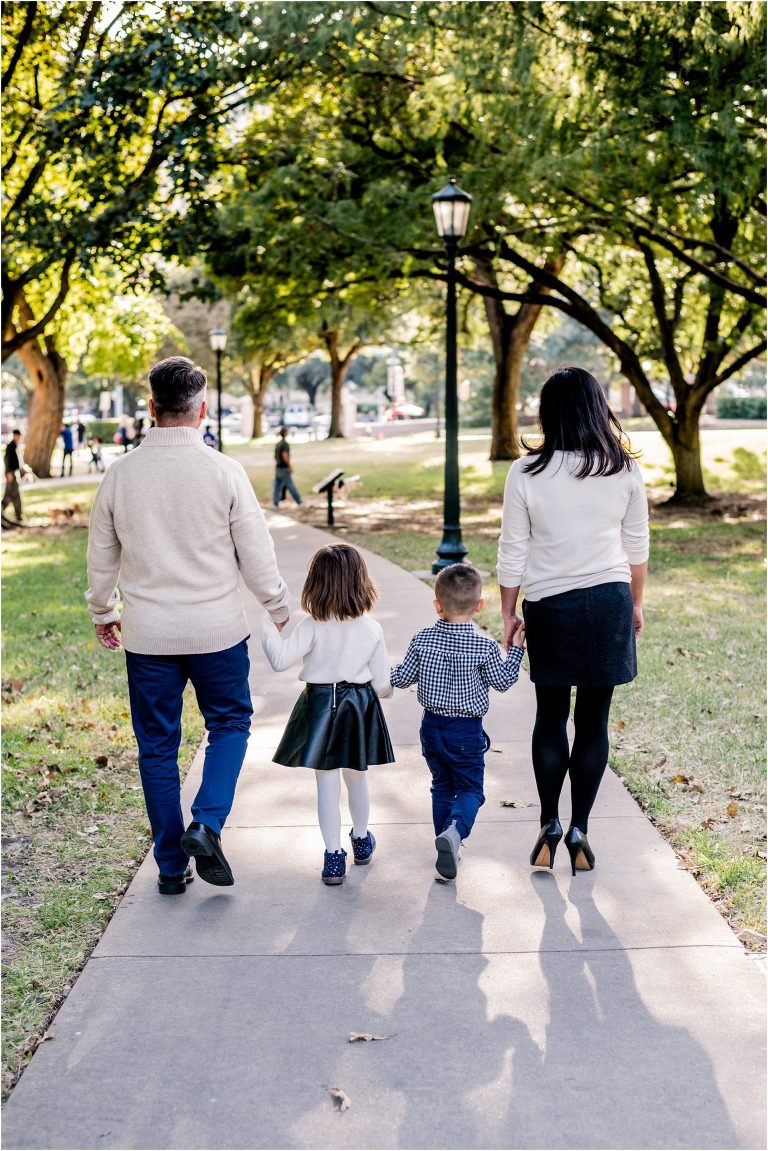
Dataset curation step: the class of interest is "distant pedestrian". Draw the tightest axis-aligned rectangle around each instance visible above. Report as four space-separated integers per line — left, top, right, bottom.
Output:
2 428 27 522
133 416 145 446
202 424 218 449
497 366 649 877
390 563 526 881
59 423 74 476
76 420 87 452
86 356 291 895
89 437 104 473
261 543 393 886
272 426 302 508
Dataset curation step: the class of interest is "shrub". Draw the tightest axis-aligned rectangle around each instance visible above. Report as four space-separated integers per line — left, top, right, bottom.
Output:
716 396 767 420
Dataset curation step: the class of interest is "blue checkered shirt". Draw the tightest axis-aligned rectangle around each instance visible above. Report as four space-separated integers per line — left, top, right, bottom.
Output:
390 619 524 717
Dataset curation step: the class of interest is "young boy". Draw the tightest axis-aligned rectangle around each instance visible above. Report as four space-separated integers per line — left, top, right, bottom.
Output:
390 563 526 880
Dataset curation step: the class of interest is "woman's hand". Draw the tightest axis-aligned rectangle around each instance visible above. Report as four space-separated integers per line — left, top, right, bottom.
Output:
633 605 644 636
503 613 523 649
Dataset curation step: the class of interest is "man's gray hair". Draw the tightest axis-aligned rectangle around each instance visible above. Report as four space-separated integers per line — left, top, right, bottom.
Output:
148 357 207 417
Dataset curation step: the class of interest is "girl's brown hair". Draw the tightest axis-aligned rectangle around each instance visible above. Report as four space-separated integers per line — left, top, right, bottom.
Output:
301 544 378 621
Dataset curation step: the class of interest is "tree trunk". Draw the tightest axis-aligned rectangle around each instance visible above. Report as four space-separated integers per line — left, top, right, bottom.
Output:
667 400 709 503
475 253 564 461
247 360 277 440
321 327 360 439
17 334 67 478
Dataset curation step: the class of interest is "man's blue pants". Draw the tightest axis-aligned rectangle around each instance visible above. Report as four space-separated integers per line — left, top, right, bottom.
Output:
125 640 253 875
420 711 489 841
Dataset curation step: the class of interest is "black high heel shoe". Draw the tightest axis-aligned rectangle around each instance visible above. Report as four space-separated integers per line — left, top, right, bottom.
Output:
529 818 563 869
565 827 595 875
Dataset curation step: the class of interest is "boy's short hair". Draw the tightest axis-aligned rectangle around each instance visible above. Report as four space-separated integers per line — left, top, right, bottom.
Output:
148 356 207 417
435 563 483 615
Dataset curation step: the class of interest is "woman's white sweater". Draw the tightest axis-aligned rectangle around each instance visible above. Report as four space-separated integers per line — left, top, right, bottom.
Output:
497 452 650 601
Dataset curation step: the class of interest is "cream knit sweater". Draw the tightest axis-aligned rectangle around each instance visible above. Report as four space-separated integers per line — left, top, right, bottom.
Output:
497 452 649 601
86 427 290 654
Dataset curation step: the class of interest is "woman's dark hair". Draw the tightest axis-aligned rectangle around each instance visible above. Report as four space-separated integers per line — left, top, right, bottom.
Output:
301 544 378 621
522 366 635 477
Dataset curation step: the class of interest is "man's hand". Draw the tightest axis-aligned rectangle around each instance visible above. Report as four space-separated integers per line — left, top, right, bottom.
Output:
633 605 644 636
95 621 122 650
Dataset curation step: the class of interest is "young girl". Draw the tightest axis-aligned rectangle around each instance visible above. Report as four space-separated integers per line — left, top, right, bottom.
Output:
261 543 394 885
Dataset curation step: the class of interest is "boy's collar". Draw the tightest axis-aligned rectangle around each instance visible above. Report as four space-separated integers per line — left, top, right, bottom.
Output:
435 617 475 627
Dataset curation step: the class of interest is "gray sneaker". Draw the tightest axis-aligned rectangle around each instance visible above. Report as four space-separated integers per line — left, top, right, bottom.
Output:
435 821 462 880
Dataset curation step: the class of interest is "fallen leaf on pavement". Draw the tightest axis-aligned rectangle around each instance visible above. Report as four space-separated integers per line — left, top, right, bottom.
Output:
499 800 533 808
668 774 690 785
42 1032 55 1042
700 817 717 830
329 1087 351 1111
348 1032 393 1043
726 802 739 818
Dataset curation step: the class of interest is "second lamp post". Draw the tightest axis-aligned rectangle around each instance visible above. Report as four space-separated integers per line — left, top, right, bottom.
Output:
431 177 472 574
208 328 227 452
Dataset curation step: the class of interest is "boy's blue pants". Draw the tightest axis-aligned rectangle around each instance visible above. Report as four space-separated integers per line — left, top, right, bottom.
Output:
125 640 253 875
420 711 489 840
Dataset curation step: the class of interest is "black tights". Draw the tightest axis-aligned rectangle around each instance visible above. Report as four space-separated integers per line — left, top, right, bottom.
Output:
532 685 614 834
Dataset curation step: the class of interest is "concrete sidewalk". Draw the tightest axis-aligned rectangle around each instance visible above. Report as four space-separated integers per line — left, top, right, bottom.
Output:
3 514 765 1150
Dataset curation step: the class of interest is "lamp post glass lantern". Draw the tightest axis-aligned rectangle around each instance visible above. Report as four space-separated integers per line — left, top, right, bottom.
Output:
208 328 227 452
430 178 472 573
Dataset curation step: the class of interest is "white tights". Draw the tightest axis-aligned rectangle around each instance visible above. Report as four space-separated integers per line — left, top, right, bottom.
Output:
315 769 370 852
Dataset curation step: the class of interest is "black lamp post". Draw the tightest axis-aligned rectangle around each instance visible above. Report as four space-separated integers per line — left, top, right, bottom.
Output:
208 328 227 452
431 177 472 574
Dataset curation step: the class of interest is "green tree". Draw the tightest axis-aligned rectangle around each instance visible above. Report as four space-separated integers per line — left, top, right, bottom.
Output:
1 1 255 474
460 1 766 499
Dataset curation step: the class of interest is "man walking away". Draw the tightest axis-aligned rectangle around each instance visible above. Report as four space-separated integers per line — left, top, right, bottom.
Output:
2 429 26 522
86 356 291 893
272 426 303 508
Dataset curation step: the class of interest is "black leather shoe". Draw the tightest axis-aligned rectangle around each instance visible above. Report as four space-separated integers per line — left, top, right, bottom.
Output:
565 826 595 875
180 822 234 886
158 865 194 895
529 818 563 869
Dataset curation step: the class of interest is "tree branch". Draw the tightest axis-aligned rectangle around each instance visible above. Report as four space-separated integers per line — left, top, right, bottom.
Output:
1 254 76 356
713 341 767 388
2 2 37 91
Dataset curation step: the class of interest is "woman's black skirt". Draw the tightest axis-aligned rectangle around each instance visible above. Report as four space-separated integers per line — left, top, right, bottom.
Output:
523 582 637 687
273 681 394 771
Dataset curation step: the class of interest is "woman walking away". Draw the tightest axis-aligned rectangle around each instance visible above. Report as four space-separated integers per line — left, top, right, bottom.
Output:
497 367 649 875
261 544 394 885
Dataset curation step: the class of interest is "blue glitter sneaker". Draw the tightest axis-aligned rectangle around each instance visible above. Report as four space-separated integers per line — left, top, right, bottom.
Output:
321 848 347 885
349 830 376 865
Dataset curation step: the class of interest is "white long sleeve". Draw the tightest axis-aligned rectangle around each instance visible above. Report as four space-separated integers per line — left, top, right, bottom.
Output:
497 453 649 601
261 613 393 698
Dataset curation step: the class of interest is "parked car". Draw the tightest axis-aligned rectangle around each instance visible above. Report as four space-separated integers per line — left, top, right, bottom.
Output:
282 404 311 428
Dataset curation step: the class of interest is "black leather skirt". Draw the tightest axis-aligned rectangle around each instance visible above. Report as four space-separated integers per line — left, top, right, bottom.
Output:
273 681 395 771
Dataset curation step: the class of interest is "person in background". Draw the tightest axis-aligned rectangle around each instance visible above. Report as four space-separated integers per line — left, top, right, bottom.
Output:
2 428 27 522
89 437 104 473
497 366 649 877
59 423 74 476
272 426 303 509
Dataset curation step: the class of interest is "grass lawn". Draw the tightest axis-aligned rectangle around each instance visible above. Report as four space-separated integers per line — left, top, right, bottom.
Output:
1 425 764 1096
1 486 204 1098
